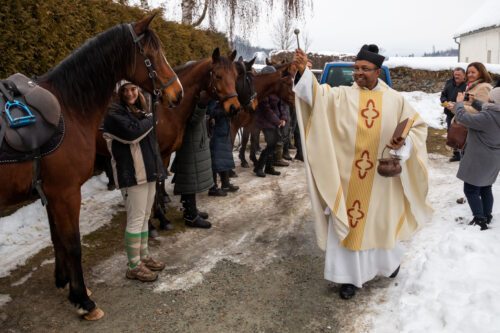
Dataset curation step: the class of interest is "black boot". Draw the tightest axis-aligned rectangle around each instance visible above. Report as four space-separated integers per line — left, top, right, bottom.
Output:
469 216 488 230
148 220 159 239
254 155 266 177
221 171 239 192
182 194 212 229
197 210 209 219
265 159 281 176
208 185 227 197
228 169 238 178
486 214 493 224
449 151 461 162
339 284 357 300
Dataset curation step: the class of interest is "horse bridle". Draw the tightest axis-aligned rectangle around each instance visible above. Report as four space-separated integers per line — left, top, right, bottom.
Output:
128 24 178 98
208 70 238 103
235 62 257 111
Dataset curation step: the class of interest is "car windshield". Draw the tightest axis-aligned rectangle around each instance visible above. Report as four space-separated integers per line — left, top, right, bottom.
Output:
326 65 388 87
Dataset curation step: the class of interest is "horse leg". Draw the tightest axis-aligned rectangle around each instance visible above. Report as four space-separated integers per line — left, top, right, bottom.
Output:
45 192 102 318
239 127 250 168
47 213 70 289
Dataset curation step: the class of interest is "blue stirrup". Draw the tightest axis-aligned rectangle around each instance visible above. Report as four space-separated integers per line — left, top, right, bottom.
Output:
4 100 36 128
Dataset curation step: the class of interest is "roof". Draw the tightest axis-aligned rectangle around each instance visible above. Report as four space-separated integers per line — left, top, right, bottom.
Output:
454 0 500 37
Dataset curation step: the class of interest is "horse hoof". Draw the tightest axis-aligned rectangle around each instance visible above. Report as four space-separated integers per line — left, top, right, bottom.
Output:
86 288 92 297
83 307 104 321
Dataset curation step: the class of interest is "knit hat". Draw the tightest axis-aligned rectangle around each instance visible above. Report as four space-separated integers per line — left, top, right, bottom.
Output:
356 44 385 68
260 65 276 74
489 87 500 104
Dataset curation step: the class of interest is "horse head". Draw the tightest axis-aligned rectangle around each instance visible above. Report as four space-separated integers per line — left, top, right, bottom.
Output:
128 14 183 108
235 56 257 112
275 63 296 107
208 48 240 114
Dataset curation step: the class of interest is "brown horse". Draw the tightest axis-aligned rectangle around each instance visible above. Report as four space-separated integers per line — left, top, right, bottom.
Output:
231 62 296 167
155 49 240 166
96 48 240 168
0 15 182 319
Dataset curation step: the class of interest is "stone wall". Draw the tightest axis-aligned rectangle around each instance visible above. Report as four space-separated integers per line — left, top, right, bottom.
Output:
270 51 500 93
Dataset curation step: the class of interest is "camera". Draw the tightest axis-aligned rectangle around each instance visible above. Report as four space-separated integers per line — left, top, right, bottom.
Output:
464 92 470 101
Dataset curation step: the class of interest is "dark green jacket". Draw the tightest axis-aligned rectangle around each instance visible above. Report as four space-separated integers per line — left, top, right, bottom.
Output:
171 105 214 194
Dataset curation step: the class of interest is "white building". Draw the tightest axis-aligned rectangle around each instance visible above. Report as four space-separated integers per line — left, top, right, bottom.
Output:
454 0 500 64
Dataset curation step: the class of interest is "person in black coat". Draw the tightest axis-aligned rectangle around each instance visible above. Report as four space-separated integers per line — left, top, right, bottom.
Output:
207 100 239 196
440 67 466 162
171 91 213 228
102 82 166 282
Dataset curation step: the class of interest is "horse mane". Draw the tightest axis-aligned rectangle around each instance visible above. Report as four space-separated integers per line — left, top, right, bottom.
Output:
174 54 235 76
38 24 163 114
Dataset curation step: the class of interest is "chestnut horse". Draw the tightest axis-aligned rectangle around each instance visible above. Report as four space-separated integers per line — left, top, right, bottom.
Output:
0 15 182 319
96 48 240 169
231 62 296 167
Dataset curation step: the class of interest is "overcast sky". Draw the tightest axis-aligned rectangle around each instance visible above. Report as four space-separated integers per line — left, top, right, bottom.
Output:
251 0 491 56
138 0 490 56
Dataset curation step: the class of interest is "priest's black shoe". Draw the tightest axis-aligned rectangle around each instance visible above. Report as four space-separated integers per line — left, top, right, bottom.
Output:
389 265 400 278
339 284 357 300
184 215 212 229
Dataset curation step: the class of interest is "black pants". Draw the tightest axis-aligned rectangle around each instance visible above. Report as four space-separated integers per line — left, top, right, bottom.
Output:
464 183 493 219
257 128 279 169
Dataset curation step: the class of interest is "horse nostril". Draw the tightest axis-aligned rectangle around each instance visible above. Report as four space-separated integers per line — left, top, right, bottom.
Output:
176 90 183 103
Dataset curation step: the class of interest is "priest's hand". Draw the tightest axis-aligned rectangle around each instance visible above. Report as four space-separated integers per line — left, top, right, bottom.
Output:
293 49 308 74
388 137 405 150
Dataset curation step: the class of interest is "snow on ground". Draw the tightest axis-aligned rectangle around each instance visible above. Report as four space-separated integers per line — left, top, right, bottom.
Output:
0 174 122 278
362 154 500 333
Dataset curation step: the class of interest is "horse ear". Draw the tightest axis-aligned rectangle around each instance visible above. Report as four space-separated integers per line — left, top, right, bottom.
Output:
134 13 157 35
212 48 221 63
229 50 237 62
246 57 256 70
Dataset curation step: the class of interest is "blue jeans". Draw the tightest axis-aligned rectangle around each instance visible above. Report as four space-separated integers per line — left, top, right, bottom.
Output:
463 182 493 218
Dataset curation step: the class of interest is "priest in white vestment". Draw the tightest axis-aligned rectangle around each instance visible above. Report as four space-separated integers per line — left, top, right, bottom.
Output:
292 45 433 299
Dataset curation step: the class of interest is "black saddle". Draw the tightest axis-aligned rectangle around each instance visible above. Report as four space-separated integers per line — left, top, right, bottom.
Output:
0 73 61 152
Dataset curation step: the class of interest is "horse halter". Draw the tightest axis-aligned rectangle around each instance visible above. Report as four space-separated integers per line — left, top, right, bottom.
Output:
127 24 178 97
208 70 238 103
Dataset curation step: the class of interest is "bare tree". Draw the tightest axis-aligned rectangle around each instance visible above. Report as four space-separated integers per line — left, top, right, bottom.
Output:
271 15 294 50
301 27 312 52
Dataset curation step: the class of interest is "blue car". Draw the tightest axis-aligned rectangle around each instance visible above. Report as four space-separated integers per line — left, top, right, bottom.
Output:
319 62 392 88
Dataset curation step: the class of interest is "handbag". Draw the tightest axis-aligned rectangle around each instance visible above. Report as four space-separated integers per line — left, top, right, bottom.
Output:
446 120 468 150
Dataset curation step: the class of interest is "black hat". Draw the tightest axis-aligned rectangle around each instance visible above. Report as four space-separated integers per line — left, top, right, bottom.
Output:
356 44 385 68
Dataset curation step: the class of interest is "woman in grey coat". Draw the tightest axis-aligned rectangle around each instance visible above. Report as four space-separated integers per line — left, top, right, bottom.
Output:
171 91 213 229
454 87 500 230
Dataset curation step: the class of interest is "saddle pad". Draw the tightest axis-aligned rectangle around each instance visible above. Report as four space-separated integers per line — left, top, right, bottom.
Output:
0 115 65 164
